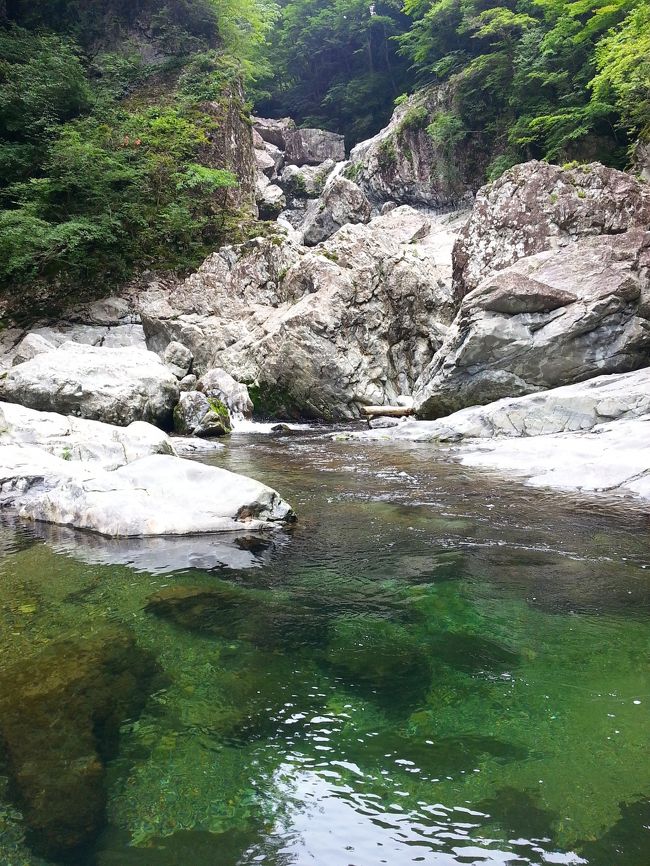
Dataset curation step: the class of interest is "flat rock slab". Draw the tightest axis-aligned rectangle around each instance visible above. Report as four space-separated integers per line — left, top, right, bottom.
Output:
0 448 295 536
0 401 174 470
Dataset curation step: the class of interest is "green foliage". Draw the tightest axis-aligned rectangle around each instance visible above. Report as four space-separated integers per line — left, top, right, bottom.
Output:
0 0 275 321
396 0 648 169
255 0 412 144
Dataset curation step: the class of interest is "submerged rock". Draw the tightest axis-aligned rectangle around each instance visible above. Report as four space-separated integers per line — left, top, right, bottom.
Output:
0 627 158 860
0 342 179 428
0 448 295 535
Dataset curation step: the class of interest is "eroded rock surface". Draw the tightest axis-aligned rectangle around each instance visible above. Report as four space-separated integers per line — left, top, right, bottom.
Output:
348 85 486 208
415 229 650 417
0 448 294 535
0 401 175 469
453 161 650 299
139 206 463 419
367 370 650 442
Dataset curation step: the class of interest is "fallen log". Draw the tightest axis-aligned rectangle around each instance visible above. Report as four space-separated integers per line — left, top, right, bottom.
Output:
361 405 414 418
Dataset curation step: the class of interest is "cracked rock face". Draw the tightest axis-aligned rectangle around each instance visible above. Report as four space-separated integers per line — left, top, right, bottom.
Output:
453 160 650 300
414 229 650 417
139 206 464 419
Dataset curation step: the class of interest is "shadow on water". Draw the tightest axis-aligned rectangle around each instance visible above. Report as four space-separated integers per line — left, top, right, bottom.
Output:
1 431 650 865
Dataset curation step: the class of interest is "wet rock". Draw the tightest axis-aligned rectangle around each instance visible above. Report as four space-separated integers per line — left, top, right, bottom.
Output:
0 627 158 860
415 229 650 417
285 128 345 167
173 391 232 437
197 368 253 419
0 343 179 428
302 176 371 246
459 413 650 503
453 160 650 299
163 341 192 379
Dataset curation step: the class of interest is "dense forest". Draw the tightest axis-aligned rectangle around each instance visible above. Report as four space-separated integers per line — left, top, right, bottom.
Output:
0 0 648 316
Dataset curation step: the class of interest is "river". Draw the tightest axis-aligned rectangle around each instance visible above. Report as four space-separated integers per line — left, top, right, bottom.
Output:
1 428 649 865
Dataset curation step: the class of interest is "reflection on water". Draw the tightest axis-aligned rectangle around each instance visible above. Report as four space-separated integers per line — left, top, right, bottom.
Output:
0 430 649 866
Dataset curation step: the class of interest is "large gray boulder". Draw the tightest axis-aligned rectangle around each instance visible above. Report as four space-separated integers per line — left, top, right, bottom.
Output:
173 390 232 437
285 128 345 167
414 229 650 418
302 176 371 245
278 161 336 198
347 84 486 208
253 116 296 150
0 448 294 535
453 161 650 299
139 206 463 419
0 342 180 428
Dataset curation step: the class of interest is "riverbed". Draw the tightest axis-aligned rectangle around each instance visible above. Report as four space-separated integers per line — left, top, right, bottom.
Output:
1 429 649 865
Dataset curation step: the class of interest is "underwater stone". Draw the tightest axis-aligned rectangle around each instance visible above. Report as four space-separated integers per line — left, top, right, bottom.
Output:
0 627 158 861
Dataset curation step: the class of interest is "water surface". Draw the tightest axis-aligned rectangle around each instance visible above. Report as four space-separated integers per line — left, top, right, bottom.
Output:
1 431 649 866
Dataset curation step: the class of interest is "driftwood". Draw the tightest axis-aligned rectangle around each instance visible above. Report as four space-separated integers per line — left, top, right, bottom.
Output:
361 405 414 418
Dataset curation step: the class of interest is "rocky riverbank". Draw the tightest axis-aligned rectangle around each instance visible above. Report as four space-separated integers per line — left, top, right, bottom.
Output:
1 98 649 516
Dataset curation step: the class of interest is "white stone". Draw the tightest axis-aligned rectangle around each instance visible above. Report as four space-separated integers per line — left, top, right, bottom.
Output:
0 401 174 470
0 342 179 427
0 447 294 536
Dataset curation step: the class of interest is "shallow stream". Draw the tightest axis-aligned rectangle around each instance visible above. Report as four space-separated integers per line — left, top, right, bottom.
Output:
1 430 649 865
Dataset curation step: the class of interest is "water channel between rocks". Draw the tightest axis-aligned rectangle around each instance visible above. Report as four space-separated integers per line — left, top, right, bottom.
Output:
1 429 649 866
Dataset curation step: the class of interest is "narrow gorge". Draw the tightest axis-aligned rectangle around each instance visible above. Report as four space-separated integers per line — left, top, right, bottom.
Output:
1 0 649 864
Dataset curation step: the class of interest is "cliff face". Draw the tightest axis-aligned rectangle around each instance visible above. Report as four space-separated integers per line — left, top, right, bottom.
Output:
347 84 491 210
201 81 258 218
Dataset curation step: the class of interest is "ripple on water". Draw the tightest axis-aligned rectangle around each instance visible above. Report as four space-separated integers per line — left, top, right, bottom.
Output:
0 432 650 865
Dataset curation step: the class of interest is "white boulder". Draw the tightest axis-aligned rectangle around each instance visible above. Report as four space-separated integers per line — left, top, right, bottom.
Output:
0 342 180 427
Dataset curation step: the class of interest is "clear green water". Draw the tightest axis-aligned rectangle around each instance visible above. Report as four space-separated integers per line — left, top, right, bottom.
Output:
1 431 650 866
